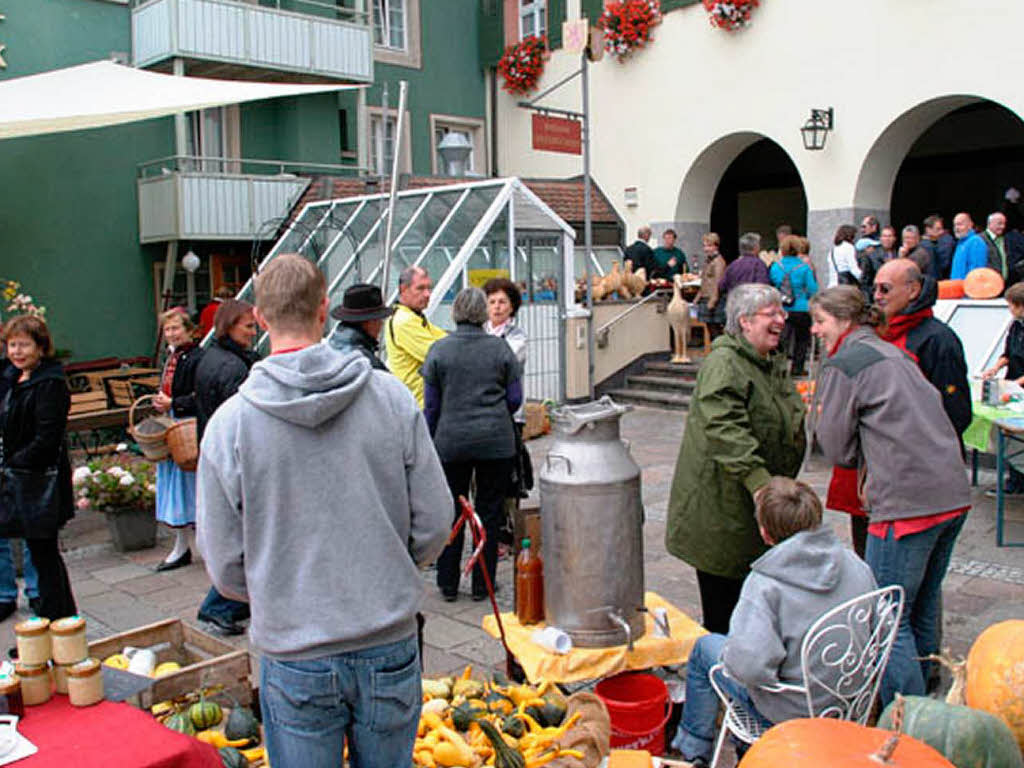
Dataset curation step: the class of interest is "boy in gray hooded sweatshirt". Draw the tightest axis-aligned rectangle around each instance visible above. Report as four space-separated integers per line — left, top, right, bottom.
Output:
671 477 876 766
196 255 451 768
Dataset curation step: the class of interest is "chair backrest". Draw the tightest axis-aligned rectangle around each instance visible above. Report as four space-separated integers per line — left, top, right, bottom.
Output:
799 585 904 723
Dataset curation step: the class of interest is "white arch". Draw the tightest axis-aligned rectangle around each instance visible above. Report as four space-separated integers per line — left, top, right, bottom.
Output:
674 131 808 226
852 94 1024 211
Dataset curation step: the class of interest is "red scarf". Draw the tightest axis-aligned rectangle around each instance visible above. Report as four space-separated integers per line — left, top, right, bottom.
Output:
160 343 194 396
877 308 932 362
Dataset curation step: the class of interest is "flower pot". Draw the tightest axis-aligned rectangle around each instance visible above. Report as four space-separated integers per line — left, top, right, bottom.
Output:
105 508 157 552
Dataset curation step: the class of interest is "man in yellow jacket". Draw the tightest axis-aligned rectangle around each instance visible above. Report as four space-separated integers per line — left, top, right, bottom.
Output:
385 266 446 407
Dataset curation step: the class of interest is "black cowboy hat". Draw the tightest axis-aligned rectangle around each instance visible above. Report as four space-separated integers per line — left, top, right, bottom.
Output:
330 283 394 322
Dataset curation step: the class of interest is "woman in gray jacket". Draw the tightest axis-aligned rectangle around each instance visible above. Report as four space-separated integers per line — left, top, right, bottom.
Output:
423 287 522 602
811 286 970 706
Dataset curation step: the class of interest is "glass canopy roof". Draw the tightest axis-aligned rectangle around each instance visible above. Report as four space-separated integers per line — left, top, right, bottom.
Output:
235 177 576 348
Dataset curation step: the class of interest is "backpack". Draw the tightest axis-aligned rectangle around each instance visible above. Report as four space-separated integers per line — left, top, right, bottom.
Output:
778 263 797 306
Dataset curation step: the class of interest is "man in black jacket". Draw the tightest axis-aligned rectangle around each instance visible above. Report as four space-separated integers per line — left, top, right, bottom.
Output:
328 283 392 370
873 259 971 441
981 212 1024 289
623 225 655 277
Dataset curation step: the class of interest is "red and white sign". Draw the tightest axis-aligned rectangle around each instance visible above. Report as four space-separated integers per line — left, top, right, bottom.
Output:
532 114 582 155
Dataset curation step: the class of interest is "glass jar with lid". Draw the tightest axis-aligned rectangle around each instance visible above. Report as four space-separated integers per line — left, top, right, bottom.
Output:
66 658 104 707
15 663 52 707
14 618 51 666
50 616 88 665
0 676 24 718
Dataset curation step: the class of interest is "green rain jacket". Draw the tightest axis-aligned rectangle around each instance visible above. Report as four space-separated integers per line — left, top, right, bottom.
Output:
665 333 806 579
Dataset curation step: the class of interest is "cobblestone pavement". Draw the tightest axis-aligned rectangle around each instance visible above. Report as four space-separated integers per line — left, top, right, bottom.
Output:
2 404 1021 704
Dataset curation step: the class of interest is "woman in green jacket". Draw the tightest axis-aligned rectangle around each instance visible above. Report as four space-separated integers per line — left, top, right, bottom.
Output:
665 284 805 633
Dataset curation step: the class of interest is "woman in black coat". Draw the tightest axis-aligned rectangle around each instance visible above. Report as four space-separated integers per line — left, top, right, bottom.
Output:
193 299 258 635
0 315 77 620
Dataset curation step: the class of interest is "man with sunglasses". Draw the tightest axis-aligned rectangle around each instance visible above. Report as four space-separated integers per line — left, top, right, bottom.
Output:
873 259 971 443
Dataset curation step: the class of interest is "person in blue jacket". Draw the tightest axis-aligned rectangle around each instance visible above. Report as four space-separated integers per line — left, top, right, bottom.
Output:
770 235 819 376
950 212 989 279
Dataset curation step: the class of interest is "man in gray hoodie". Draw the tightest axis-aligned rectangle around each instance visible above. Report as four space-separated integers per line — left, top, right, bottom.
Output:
671 478 876 767
196 254 451 768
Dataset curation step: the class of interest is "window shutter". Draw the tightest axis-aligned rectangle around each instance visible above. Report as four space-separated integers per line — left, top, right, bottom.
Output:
580 0 603 23
661 0 701 12
479 0 506 67
547 0 566 49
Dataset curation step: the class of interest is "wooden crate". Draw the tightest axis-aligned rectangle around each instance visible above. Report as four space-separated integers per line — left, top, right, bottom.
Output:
89 618 253 708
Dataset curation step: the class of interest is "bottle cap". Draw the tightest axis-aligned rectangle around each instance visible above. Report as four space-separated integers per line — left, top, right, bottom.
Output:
522 537 530 548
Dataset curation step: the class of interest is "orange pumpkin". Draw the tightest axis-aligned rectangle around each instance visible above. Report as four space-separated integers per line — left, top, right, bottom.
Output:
738 718 955 768
965 619 1024 751
963 267 1004 299
937 280 965 300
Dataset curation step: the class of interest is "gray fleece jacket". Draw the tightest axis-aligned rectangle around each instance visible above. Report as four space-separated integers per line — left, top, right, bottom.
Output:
815 327 971 522
196 343 451 660
722 526 877 724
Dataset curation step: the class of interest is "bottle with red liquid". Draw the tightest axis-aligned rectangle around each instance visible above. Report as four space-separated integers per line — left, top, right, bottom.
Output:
515 537 544 625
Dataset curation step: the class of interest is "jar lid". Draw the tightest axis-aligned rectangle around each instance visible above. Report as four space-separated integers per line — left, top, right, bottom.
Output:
14 617 50 637
50 616 86 636
67 658 101 678
0 676 19 695
15 662 50 678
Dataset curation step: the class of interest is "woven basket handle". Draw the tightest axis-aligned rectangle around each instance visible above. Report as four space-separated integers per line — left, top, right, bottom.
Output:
129 394 157 432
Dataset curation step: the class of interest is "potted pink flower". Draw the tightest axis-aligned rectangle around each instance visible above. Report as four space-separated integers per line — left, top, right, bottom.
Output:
74 452 158 552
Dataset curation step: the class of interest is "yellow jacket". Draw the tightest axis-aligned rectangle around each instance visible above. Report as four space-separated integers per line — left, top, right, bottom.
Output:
385 303 447 407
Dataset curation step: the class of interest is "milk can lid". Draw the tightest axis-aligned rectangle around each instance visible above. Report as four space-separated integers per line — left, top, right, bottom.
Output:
550 395 631 434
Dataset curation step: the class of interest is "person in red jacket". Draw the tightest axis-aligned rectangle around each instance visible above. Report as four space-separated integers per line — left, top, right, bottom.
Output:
198 286 235 338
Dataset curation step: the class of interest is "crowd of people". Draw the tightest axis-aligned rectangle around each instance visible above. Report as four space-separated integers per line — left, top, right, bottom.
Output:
0 204 1015 765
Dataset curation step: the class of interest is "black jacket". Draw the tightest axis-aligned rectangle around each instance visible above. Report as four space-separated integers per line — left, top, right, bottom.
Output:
328 324 387 371
0 357 74 534
195 338 257 439
164 343 202 418
982 230 1024 288
623 240 655 275
1004 318 1024 381
901 278 972 439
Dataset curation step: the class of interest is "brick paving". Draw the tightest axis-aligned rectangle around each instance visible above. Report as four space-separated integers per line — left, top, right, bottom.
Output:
2 404 1021 700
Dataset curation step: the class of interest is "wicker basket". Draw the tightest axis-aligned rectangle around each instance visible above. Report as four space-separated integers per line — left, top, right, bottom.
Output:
128 395 174 462
166 418 199 472
523 401 549 441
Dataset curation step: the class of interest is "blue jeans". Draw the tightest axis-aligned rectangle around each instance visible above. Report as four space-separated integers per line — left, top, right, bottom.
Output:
259 634 421 768
198 587 249 622
865 513 966 706
671 634 772 763
0 539 38 603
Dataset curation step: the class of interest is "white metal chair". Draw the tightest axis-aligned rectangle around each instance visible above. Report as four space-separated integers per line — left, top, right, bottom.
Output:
707 585 904 767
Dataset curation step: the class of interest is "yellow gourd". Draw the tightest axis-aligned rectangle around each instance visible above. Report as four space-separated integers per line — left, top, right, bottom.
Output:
195 730 251 749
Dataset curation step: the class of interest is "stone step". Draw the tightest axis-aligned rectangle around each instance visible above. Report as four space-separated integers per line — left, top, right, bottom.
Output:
644 360 702 377
606 388 692 410
626 374 698 393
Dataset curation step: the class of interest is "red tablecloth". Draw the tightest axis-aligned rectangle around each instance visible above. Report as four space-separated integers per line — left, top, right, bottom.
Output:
15 696 221 768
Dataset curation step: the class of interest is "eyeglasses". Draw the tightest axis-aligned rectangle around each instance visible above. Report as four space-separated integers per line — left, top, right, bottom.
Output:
753 308 787 320
874 283 894 295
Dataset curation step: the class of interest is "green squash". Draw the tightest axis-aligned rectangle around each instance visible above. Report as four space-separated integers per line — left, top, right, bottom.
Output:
540 689 567 727
164 711 196 736
477 718 526 768
878 695 1023 768
218 746 247 768
224 706 261 744
501 714 526 739
451 701 485 732
189 696 223 730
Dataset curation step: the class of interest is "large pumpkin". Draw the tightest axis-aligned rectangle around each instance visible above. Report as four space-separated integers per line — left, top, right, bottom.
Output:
966 620 1024 752
738 718 955 768
878 695 1022 768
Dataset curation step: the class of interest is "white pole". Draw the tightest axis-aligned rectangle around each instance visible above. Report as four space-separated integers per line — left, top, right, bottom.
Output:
381 80 408 296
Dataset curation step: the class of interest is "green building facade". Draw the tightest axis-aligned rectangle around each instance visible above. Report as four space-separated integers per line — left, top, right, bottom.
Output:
0 0 487 361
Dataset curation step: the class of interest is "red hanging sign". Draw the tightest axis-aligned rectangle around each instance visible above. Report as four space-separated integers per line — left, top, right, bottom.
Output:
532 114 582 155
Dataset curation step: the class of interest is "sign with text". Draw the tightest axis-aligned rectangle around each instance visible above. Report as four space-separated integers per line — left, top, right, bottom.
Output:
532 114 582 155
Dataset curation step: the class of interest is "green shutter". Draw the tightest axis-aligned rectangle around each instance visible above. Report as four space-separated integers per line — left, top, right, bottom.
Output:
548 0 566 49
661 0 701 12
479 0 506 68
580 0 603 24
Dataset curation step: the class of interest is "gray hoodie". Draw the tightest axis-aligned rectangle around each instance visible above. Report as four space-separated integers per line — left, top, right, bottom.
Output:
197 343 451 661
721 526 877 724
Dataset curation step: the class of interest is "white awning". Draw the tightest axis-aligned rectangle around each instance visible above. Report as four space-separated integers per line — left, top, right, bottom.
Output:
0 60 363 140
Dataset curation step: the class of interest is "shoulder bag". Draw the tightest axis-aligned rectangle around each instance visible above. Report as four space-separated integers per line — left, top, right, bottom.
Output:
0 391 65 538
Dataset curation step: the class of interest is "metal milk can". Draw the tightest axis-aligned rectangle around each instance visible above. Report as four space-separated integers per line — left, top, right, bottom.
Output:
539 396 645 648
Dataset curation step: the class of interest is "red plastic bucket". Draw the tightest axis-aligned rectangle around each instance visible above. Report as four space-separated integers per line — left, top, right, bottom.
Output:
595 672 671 755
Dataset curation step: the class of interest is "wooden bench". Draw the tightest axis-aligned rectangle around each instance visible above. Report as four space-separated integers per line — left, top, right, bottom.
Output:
66 392 154 456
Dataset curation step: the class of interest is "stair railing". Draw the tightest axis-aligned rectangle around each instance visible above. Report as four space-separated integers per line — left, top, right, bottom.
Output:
594 289 671 348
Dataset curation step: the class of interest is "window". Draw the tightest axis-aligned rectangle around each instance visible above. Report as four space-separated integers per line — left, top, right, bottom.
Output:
519 0 546 39
183 106 239 172
368 108 412 176
373 0 406 51
430 115 487 176
369 113 397 176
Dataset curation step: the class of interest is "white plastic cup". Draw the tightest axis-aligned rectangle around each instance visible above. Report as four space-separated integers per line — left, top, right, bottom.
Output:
531 627 572 655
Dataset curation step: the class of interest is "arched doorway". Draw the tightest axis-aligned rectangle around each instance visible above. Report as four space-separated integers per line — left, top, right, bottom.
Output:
675 133 808 260
891 102 1024 230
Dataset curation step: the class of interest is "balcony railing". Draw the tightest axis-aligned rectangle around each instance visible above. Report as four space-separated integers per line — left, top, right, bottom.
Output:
131 0 374 83
137 155 362 243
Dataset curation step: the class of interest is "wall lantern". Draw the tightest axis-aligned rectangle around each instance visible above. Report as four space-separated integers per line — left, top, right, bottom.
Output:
182 250 201 273
801 108 834 151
